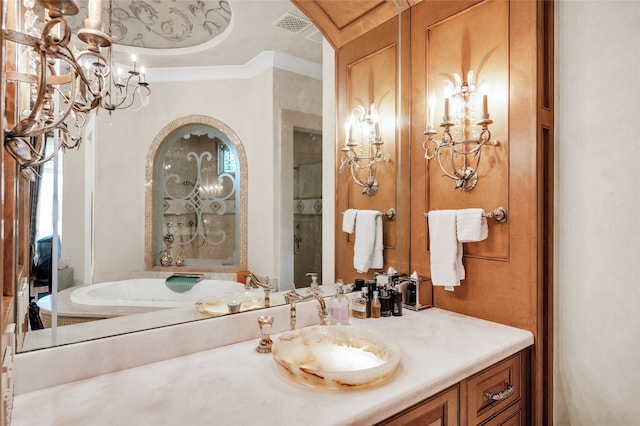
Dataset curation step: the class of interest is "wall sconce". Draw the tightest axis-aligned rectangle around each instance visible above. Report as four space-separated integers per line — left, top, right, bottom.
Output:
423 71 498 191
340 104 388 196
3 0 150 179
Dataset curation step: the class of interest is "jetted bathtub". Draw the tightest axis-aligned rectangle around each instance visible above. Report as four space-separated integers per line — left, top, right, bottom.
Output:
70 278 247 308
36 278 254 327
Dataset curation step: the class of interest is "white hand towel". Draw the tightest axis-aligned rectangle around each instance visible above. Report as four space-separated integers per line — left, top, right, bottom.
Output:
354 210 383 273
456 208 488 242
428 210 464 289
342 209 358 234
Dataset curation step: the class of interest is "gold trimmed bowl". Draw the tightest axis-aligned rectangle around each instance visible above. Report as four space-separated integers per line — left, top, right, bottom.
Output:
272 325 400 389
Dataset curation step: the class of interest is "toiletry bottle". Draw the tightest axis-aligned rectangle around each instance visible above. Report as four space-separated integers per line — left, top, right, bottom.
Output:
367 280 377 300
363 287 371 318
406 279 417 306
351 289 367 319
380 286 392 317
329 280 350 325
392 286 403 316
371 291 381 318
354 278 365 292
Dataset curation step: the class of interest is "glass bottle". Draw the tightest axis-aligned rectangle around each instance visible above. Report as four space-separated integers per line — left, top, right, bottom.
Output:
406 280 417 306
371 290 381 318
351 289 368 319
329 280 350 325
380 286 392 317
392 286 403 316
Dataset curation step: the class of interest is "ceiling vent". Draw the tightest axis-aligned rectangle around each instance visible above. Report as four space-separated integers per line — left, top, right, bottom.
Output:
273 13 313 34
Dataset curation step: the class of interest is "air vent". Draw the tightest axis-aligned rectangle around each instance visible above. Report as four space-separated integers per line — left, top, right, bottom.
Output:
273 13 312 34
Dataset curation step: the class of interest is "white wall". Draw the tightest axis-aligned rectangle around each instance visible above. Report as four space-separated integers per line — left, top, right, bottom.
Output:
555 1 640 424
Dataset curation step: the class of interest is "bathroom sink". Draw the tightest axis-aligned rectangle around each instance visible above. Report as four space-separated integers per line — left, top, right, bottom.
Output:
271 325 400 389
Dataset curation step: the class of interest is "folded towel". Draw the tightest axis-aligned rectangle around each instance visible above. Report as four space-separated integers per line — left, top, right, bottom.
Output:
354 210 383 273
456 208 488 242
342 209 358 234
428 210 464 289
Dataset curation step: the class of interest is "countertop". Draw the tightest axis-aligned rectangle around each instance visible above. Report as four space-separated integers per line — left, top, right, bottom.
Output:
11 308 533 426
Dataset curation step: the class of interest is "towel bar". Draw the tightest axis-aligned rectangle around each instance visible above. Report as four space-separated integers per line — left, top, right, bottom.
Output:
341 208 396 221
423 207 508 223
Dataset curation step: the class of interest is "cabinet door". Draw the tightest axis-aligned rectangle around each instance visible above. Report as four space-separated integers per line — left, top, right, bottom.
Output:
379 386 458 426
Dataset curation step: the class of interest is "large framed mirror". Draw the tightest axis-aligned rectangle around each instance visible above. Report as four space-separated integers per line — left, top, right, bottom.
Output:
18 0 333 352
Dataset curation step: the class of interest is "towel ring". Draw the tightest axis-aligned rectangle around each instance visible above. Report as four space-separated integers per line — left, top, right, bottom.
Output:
423 207 507 223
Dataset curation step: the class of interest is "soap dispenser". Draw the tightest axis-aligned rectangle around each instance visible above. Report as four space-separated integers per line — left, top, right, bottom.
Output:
329 279 350 325
306 272 321 295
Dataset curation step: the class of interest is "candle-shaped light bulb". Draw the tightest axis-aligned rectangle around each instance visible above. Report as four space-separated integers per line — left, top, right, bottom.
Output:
139 65 146 84
427 92 436 129
86 0 102 30
443 83 453 121
88 0 102 21
131 54 137 72
369 104 381 139
480 81 489 118
344 122 351 146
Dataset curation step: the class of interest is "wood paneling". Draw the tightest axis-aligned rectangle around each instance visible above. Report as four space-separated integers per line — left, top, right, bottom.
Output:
335 13 411 283
409 1 552 424
292 0 412 49
411 0 537 339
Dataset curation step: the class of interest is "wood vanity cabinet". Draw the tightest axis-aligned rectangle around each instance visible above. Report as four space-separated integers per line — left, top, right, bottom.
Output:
379 350 528 426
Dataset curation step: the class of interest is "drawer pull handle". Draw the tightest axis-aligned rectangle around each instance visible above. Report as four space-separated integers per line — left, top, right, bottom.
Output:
485 383 514 401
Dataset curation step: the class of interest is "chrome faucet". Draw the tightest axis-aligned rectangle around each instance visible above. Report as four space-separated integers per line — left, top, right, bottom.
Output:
284 283 328 330
244 272 271 308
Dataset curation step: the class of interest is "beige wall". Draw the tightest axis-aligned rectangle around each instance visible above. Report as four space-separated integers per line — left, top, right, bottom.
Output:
555 1 640 424
64 59 322 285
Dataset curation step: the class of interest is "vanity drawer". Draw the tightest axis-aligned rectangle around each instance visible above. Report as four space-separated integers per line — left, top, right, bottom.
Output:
464 352 522 426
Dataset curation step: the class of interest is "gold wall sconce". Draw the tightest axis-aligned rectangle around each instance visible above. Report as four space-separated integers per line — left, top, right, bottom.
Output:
423 71 498 191
340 104 388 196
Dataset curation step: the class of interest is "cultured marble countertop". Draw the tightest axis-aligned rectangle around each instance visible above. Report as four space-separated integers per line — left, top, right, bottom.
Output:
12 308 533 426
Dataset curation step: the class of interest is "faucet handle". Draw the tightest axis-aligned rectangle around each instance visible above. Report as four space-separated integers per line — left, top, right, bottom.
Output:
256 315 274 354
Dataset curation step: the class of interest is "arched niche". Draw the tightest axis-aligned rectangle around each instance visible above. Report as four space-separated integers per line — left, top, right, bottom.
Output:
144 115 248 271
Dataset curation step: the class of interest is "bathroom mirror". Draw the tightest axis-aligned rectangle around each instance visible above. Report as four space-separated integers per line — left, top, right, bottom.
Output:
19 0 328 352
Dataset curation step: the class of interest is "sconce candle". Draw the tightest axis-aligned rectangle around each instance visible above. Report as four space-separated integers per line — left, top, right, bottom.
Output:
140 66 147 84
131 54 138 72
344 122 351 146
480 81 489 119
443 84 452 121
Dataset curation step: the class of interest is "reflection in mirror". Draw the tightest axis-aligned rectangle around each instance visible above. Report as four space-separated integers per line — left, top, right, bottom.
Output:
155 124 241 267
17 1 328 352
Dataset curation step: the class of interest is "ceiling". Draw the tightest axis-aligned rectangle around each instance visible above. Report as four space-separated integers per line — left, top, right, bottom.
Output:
65 0 323 69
